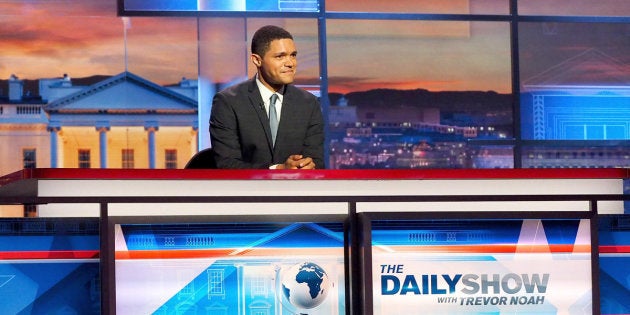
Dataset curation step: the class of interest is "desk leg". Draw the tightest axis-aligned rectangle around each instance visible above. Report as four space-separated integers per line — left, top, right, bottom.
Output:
99 202 112 315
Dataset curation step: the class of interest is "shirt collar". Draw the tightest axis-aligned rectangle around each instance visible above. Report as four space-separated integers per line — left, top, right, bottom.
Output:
255 74 285 104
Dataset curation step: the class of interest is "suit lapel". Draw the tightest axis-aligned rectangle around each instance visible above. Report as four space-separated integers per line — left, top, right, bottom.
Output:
247 79 274 149
277 86 299 140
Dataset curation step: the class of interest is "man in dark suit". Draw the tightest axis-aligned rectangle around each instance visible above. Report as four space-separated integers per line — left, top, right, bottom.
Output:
210 25 324 169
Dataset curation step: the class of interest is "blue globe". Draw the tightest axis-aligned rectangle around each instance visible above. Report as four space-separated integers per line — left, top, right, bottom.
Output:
281 262 331 309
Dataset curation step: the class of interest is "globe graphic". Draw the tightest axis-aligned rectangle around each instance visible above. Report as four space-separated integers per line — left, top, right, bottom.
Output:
281 262 331 309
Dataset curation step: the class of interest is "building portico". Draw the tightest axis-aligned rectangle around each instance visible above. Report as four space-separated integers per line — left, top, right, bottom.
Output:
45 71 198 169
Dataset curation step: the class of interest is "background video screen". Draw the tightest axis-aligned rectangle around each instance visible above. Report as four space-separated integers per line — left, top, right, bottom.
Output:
122 0 319 13
0 218 100 314
368 216 594 315
114 220 345 314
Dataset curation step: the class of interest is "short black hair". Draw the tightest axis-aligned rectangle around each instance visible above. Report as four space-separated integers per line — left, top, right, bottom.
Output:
251 25 293 57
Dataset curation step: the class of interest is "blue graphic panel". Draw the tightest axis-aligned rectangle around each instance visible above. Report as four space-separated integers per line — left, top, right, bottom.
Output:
599 214 630 314
368 216 594 315
115 221 345 315
0 218 100 314
521 91 630 140
371 219 581 246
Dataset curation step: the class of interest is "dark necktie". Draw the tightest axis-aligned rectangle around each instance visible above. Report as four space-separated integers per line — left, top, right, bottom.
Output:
269 93 279 145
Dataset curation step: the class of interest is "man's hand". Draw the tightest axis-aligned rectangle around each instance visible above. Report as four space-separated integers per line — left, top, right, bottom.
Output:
277 155 316 169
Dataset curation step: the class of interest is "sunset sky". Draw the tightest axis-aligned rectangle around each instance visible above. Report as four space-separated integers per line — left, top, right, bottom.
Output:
0 0 198 86
0 0 627 94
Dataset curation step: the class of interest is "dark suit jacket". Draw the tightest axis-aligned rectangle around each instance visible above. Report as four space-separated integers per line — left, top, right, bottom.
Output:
209 78 325 169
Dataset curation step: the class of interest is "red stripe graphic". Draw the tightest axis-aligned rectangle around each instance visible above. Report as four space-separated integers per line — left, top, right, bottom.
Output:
599 245 630 254
0 250 99 260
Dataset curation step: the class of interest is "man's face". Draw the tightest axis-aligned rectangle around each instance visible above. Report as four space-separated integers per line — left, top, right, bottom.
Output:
253 38 297 92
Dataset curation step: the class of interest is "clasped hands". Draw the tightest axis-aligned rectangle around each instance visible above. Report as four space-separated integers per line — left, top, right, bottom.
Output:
276 154 316 169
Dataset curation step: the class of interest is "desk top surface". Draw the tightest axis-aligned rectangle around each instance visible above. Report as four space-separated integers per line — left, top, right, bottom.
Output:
1 168 627 203
2 168 628 185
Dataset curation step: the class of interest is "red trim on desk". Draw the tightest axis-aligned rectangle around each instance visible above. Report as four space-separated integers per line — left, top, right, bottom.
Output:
0 250 99 260
599 245 630 254
1 168 628 187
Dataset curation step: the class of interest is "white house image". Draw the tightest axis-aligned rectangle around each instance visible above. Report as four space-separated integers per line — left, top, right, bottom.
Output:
45 71 198 169
1 71 198 173
0 72 198 216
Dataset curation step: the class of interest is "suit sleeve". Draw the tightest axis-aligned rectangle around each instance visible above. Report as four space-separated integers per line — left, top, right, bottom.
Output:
301 97 326 169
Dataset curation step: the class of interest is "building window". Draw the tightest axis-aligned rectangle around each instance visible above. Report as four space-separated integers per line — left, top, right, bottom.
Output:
78 149 90 168
122 149 134 169
207 269 225 297
165 149 177 169
250 275 268 297
16 105 41 115
23 149 36 169
177 270 195 299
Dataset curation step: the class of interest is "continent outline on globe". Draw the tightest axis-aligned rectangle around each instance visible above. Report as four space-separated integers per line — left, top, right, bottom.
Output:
280 261 331 310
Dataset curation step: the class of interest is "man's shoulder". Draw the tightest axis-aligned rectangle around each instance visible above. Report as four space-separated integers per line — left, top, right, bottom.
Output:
286 84 317 100
218 78 255 97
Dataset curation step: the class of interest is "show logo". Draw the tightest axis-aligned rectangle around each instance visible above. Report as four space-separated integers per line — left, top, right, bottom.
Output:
379 264 549 306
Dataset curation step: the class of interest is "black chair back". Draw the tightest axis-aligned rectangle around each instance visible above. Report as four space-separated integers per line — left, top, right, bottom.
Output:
184 148 217 169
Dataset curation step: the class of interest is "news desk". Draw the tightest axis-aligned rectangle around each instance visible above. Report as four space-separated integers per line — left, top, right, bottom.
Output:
0 168 628 216
0 168 629 315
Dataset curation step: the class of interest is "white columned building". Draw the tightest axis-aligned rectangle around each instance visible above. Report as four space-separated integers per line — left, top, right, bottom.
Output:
1 72 198 216
45 71 198 169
